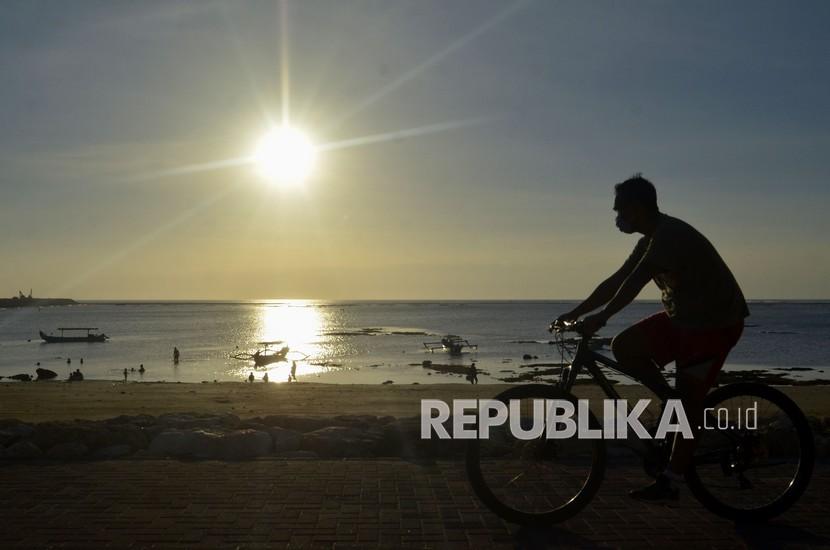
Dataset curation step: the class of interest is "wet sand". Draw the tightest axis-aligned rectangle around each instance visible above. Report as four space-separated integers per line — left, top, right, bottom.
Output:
0 380 828 422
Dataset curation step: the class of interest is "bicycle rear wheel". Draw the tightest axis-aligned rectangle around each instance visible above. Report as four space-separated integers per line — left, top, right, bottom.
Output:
466 384 606 525
686 382 815 522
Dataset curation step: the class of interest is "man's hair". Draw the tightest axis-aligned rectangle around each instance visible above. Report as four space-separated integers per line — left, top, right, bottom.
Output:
614 173 658 212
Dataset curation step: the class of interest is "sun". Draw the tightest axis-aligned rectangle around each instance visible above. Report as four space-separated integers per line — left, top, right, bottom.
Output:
252 126 317 185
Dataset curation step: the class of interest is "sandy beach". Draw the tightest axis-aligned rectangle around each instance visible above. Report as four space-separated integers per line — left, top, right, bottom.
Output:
1 380 827 422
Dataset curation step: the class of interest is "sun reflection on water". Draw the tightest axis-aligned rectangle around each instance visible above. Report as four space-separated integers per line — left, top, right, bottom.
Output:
254 300 330 381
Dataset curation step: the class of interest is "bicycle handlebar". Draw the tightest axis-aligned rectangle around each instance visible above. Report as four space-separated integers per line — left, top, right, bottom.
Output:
549 319 585 335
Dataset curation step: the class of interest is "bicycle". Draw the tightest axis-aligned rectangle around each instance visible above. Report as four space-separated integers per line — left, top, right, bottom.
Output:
466 320 815 525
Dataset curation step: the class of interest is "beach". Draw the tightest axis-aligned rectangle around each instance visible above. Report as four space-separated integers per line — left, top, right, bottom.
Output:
2 380 828 422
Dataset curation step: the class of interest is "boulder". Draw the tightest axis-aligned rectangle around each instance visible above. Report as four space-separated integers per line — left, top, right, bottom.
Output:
276 450 319 459
217 429 273 460
269 427 302 453
301 426 383 457
36 368 58 380
46 441 89 460
815 435 830 460
3 440 43 460
31 421 103 450
330 415 379 430
381 415 464 458
261 415 331 433
94 444 134 460
157 412 240 430
148 429 222 458
100 424 149 451
148 428 272 460
104 414 156 428
0 421 34 447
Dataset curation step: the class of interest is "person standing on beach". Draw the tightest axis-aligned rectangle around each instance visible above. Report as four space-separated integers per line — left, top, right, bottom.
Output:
173 347 180 364
290 361 297 382
248 372 254 383
123 368 128 382
551 174 748 501
263 372 269 383
468 363 478 384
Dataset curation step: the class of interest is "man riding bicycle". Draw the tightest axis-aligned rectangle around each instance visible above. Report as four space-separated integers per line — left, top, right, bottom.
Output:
552 174 749 501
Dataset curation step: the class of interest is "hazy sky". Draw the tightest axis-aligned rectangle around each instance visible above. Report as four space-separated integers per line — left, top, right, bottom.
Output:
1 0 828 300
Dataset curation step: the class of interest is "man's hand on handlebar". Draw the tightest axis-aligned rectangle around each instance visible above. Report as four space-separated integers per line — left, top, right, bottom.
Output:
580 312 608 336
548 311 578 333
548 311 608 336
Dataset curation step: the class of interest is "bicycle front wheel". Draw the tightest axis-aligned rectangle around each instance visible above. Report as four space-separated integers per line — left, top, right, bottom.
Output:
686 382 815 522
466 384 606 525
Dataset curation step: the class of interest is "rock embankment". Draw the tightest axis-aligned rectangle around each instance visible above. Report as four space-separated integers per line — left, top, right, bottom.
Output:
0 413 466 461
1 412 828 461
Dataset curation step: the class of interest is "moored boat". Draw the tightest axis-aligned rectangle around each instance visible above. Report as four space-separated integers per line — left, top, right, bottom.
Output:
40 327 108 343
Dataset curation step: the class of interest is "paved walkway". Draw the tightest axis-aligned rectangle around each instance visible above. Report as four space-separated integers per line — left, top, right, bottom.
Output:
0 460 827 549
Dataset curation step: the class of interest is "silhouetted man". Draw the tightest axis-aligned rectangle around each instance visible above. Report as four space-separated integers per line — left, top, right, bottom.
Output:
552 173 748 501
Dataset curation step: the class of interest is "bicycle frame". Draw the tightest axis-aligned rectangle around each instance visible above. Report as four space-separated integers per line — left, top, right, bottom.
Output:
559 334 676 402
558 331 748 458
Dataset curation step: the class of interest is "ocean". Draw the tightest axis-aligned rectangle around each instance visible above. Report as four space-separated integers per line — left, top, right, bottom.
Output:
0 301 828 385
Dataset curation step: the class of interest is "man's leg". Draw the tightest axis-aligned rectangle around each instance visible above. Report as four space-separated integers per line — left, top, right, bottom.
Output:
614 313 684 501
611 321 674 396
666 359 720 475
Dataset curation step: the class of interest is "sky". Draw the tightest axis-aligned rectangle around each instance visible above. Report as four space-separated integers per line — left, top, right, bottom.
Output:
0 0 828 300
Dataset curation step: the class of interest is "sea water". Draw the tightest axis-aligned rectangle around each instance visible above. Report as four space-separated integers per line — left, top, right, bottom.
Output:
0 301 827 384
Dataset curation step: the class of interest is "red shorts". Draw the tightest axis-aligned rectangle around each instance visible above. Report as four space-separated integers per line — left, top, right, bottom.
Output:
633 311 744 387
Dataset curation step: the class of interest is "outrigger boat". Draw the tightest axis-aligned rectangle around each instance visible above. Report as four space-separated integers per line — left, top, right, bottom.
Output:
231 341 290 367
423 334 477 355
40 327 108 343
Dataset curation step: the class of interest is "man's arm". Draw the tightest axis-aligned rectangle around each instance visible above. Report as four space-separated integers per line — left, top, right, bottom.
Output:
562 237 648 320
577 261 653 335
566 267 632 318
598 261 653 321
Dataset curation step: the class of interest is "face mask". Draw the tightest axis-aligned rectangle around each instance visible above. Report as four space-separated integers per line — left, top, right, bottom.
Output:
615 214 636 234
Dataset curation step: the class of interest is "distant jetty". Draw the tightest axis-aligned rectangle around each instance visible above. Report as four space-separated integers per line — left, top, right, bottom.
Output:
0 290 76 309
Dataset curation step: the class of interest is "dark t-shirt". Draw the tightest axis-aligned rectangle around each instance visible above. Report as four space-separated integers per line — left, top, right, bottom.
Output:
622 213 749 329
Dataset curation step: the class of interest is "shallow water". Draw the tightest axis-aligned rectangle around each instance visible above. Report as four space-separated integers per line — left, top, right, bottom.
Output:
0 300 827 384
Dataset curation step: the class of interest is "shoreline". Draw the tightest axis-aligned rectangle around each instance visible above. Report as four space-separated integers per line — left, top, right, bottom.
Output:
1 380 828 422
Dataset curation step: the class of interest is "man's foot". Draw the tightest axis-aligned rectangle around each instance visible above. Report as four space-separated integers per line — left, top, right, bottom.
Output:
629 474 680 501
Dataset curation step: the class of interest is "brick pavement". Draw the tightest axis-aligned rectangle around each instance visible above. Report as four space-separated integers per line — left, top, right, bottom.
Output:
0 460 828 549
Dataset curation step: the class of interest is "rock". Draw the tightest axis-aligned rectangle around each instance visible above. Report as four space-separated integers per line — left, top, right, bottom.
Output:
522 354 533 360
101 425 149 450
36 368 58 380
261 415 331 433
105 414 156 428
94 444 133 459
0 421 34 447
217 430 272 460
381 415 464 458
148 429 221 458
301 426 383 457
157 412 240 430
31 421 103 450
3 440 42 460
382 380 394 385
148 428 272 460
268 427 301 453
815 435 830 460
276 450 319 459
332 415 379 430
8 374 32 382
46 441 89 460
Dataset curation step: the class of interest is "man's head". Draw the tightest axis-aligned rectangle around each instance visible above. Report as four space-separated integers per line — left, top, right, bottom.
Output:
613 173 658 234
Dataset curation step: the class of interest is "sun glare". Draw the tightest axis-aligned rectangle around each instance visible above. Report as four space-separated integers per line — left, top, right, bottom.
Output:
252 126 317 185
